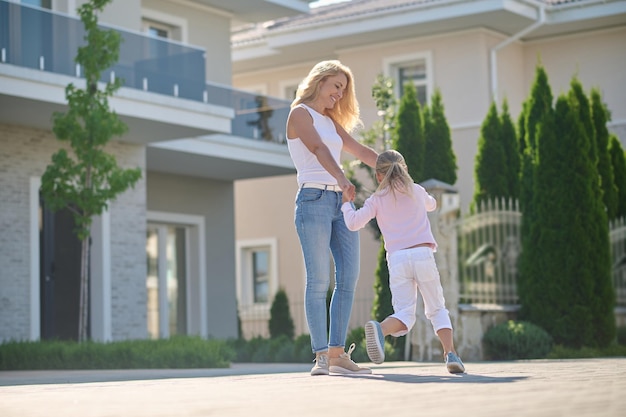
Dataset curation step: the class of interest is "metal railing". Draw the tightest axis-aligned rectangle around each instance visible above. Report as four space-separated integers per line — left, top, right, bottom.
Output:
0 0 291 144
458 199 521 306
458 199 626 309
611 217 626 309
207 82 291 144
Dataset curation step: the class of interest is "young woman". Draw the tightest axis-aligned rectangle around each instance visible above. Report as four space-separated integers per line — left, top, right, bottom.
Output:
286 60 378 375
341 150 465 374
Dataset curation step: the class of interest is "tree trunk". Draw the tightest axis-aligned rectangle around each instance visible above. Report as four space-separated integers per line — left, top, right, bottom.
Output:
78 235 90 342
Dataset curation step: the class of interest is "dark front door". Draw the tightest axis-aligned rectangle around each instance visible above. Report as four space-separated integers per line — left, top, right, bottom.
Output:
40 196 82 340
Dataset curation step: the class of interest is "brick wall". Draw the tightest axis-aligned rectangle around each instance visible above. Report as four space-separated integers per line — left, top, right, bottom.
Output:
0 123 147 342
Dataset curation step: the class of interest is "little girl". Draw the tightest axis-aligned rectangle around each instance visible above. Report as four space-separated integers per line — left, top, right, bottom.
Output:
341 149 465 374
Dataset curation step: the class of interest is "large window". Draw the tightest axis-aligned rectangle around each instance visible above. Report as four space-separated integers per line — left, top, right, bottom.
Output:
146 224 188 339
384 52 433 106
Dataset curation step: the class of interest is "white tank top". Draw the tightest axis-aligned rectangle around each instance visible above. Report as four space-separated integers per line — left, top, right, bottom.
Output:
287 103 343 186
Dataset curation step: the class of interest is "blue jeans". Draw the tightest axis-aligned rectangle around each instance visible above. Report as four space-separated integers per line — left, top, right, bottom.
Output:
294 187 360 354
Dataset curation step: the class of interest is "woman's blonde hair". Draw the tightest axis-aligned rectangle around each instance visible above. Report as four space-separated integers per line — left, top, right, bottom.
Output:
375 150 415 199
291 60 362 132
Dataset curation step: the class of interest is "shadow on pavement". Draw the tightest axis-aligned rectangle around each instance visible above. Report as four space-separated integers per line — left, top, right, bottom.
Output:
332 373 528 384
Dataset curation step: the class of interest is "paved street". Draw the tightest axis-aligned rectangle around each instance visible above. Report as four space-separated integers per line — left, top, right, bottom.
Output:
1 358 624 417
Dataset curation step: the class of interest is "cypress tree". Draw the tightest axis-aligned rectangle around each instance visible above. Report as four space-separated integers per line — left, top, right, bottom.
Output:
500 99 520 200
423 88 457 185
569 80 615 347
517 64 554 331
539 93 596 347
591 89 619 220
269 288 295 340
392 82 424 182
372 241 392 323
472 101 507 210
523 94 566 343
609 135 626 219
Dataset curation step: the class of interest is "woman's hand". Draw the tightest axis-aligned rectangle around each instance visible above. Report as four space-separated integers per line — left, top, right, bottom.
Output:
339 178 355 201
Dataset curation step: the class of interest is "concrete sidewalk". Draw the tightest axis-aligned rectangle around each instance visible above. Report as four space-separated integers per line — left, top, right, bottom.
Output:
1 358 624 417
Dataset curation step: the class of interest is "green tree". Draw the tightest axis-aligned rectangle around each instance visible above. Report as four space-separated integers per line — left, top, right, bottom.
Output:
569 79 615 347
423 88 457 185
269 289 295 340
371 239 405 356
472 101 508 210
343 74 396 238
500 99 520 199
517 64 553 325
392 82 424 182
372 241 392 323
40 0 142 342
522 77 614 348
609 135 626 218
591 89 619 220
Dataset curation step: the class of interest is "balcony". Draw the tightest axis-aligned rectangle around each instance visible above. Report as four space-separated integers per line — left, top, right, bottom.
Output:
0 0 292 150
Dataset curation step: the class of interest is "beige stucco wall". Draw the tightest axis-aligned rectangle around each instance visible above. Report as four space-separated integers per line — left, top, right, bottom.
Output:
522 27 626 128
142 0 233 84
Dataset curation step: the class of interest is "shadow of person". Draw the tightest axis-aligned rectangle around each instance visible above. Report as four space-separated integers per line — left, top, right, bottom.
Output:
331 372 528 384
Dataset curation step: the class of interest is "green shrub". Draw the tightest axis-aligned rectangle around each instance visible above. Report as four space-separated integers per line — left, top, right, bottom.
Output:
617 327 626 346
483 320 553 360
547 343 626 359
0 336 234 370
293 334 313 362
269 289 295 340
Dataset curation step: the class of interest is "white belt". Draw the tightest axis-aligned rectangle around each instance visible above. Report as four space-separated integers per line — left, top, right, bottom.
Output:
301 183 342 192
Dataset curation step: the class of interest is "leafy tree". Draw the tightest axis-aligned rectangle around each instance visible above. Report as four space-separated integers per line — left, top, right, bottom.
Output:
609 135 626 218
343 74 396 231
500 99 520 199
40 0 142 342
591 89 619 220
392 82 424 182
423 88 457 185
472 101 508 211
269 289 295 340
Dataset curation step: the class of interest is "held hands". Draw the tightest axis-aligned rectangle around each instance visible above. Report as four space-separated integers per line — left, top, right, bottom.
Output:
340 179 355 203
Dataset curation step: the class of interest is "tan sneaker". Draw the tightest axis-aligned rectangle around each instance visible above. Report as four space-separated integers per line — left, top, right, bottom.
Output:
329 343 372 374
311 353 329 376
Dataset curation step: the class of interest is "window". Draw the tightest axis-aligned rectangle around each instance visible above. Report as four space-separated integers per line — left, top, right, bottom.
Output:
146 224 188 339
236 239 278 338
141 9 187 43
146 211 206 339
146 23 169 39
279 78 302 101
252 249 269 303
21 0 52 8
384 52 433 107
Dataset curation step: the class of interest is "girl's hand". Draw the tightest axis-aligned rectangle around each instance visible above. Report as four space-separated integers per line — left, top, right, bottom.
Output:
339 179 355 201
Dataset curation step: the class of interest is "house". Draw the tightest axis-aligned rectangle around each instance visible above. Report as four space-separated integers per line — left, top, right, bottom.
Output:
0 0 317 343
232 0 626 351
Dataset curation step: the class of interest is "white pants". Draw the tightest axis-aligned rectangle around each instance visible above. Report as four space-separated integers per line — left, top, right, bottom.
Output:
386 246 452 337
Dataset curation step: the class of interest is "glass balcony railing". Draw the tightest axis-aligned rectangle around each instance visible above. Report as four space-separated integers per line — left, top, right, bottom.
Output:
0 0 291 144
212 84 291 144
